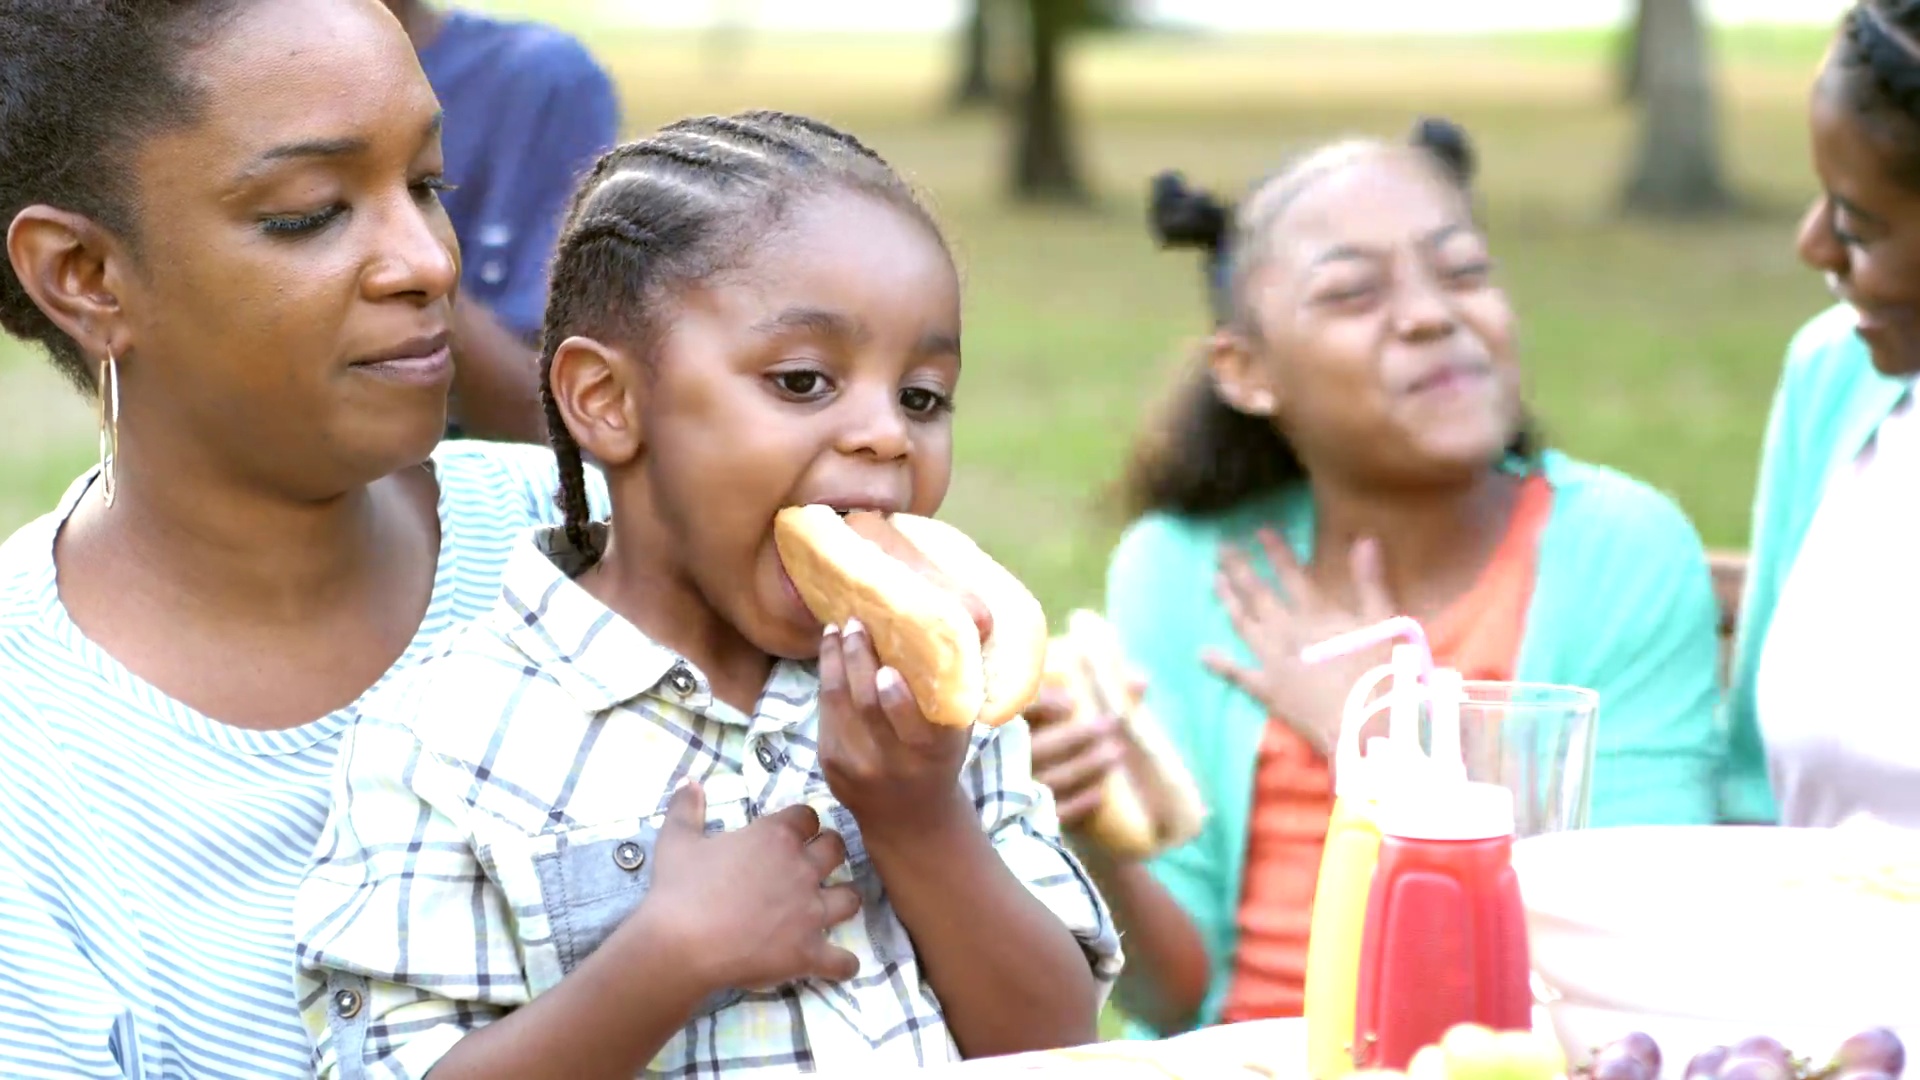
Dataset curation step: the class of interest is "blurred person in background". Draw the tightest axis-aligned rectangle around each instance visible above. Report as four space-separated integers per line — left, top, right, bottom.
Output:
383 0 621 442
1723 0 1920 831
1023 118 1726 1036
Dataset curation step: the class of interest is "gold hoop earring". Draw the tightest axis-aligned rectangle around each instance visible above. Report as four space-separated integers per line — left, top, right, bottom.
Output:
98 352 119 508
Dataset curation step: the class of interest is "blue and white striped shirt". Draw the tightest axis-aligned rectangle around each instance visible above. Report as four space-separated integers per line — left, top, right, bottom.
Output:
0 442 606 1080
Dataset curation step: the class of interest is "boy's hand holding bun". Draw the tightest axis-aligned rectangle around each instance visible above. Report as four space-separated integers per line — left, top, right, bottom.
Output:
774 505 1051 838
780 507 1106 1055
817 620 976 837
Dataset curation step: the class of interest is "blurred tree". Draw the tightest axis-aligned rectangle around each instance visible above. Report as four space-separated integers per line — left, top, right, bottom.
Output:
1621 0 1732 216
1009 0 1129 204
952 0 998 108
1617 0 1650 101
704 0 753 80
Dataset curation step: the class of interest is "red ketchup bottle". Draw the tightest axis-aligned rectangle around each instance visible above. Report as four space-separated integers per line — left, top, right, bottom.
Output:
1350 704 1532 1071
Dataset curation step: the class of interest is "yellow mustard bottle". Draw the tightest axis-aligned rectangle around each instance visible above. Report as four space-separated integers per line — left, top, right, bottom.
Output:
1303 645 1426 1080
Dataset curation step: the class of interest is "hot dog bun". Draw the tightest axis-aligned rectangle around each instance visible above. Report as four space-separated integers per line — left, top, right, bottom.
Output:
1044 610 1207 859
773 505 1047 728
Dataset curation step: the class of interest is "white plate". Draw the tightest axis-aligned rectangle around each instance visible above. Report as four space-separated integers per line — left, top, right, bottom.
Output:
1515 825 1920 1073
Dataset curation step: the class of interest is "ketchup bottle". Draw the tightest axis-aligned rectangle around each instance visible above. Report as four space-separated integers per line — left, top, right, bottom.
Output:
1350 669 1531 1071
1304 645 1423 1080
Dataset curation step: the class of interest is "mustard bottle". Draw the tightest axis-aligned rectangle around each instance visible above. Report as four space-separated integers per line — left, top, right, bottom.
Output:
1303 644 1426 1080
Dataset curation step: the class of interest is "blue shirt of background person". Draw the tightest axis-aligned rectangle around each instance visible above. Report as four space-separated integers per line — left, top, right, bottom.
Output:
387 1 622 443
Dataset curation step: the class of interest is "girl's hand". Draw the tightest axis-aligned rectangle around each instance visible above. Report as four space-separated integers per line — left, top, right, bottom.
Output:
1025 670 1151 840
817 619 973 841
1203 531 1398 755
1026 682 1123 832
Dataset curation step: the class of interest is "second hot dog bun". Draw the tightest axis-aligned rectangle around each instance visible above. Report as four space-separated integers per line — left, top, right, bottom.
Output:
773 505 1047 728
1043 610 1207 860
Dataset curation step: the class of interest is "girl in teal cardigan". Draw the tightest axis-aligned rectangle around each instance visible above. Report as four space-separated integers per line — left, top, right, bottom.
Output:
1027 120 1725 1036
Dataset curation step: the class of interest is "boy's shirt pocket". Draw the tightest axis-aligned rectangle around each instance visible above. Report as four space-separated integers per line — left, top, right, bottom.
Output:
473 779 754 1016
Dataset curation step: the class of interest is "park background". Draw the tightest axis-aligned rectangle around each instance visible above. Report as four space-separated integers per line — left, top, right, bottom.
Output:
0 0 1859 620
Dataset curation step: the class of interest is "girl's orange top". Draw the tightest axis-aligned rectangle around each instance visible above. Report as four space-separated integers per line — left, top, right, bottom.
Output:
1218 474 1553 1022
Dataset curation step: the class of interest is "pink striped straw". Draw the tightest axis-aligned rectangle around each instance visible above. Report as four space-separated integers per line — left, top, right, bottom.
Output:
1299 616 1434 679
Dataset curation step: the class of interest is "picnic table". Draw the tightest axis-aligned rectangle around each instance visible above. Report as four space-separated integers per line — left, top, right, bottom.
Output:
816 1018 1304 1078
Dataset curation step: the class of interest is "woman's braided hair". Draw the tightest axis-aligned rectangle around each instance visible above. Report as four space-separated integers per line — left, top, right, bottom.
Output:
1836 1 1920 184
537 110 944 566
1124 117 1535 520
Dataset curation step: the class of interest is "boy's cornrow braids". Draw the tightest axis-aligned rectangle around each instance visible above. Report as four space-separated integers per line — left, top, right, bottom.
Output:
540 382 600 563
536 112 947 571
667 115 824 166
536 223 626 563
742 110 892 164
575 141 657 190
567 215 661 255
609 143 761 194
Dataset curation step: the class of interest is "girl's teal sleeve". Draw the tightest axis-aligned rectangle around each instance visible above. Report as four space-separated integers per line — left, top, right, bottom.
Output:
1104 516 1236 1036
1525 466 1722 826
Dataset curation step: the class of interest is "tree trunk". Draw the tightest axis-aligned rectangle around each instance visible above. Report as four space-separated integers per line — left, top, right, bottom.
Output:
1621 0 1732 217
951 0 996 109
1010 0 1089 204
1617 0 1650 102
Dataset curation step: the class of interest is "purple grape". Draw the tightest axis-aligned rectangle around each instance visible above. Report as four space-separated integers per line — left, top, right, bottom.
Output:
1718 1056 1791 1080
1592 1042 1658 1080
1617 1032 1663 1075
1834 1030 1906 1079
1686 1046 1732 1080
1733 1038 1793 1071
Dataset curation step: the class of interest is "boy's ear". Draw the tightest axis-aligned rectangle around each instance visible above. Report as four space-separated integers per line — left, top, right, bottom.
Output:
547 336 646 466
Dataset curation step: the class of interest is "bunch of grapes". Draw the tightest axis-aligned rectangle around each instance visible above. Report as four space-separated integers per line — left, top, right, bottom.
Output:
1575 1030 1905 1080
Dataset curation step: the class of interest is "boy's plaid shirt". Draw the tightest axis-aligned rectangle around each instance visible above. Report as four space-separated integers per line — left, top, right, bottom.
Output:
294 528 1122 1079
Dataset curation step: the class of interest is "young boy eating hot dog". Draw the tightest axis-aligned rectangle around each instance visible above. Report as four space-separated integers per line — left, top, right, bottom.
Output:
292 112 1119 1080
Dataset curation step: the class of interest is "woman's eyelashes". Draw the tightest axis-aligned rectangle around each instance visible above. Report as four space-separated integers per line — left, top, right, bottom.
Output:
763 365 955 418
259 205 342 237
257 175 452 238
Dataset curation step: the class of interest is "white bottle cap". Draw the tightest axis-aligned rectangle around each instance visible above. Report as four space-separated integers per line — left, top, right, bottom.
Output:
1330 658 1412 800
1386 645 1425 746
1377 778 1516 841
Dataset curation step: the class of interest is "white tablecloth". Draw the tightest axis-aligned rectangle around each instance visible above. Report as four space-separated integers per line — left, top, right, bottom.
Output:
814 1018 1306 1078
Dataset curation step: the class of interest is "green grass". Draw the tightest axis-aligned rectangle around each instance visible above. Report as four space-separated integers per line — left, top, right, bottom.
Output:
0 27 1839 621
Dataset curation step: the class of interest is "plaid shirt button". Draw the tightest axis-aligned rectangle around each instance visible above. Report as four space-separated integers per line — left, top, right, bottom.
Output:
753 740 778 770
666 664 697 696
613 841 645 872
332 988 362 1020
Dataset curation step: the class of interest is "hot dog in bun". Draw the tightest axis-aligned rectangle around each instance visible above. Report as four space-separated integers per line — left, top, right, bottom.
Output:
1041 609 1207 860
773 505 1048 729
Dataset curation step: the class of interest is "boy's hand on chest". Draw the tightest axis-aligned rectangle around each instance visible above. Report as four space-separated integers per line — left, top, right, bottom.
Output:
633 781 863 995
815 619 977 845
